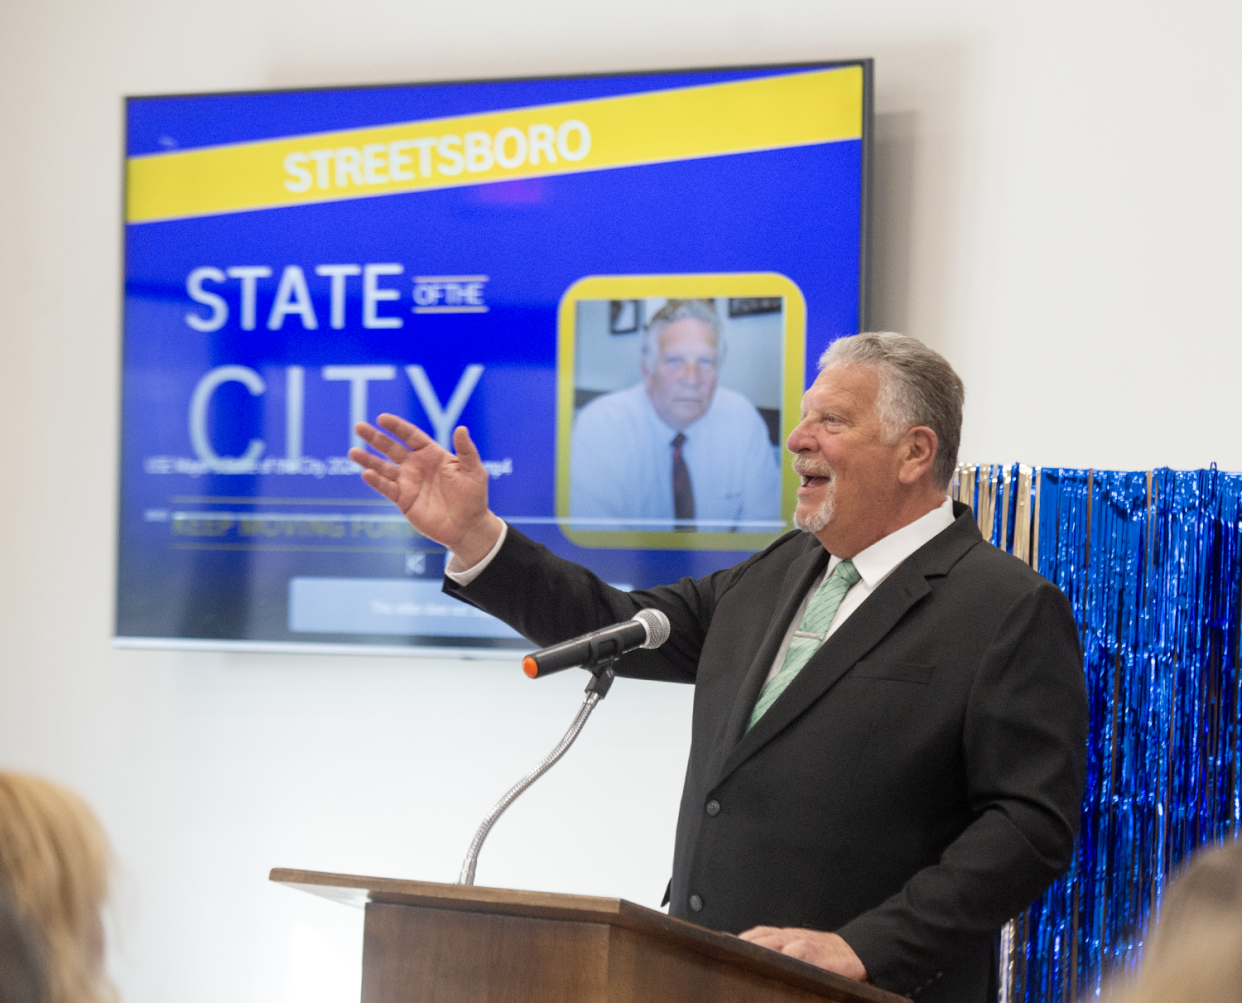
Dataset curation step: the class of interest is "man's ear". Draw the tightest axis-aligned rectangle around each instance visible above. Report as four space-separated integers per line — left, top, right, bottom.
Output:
898 426 938 485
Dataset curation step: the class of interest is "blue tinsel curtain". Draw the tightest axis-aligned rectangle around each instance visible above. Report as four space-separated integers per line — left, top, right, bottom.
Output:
952 466 1242 1002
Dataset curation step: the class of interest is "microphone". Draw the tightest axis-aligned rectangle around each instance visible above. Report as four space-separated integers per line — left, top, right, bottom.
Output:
522 608 671 678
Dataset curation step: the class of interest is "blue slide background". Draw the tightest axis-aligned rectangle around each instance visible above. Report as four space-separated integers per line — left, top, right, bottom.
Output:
118 65 864 650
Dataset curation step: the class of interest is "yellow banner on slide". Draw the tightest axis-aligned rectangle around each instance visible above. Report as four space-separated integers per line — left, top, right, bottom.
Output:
126 67 863 223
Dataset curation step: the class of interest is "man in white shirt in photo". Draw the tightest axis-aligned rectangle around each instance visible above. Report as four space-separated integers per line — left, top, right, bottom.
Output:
569 299 781 532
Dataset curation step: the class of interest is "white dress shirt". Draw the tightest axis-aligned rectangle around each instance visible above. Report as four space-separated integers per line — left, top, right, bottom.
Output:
446 523 510 585
447 496 958 680
569 383 782 531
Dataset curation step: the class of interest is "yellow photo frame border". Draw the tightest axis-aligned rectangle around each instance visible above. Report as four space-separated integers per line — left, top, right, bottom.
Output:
556 273 807 551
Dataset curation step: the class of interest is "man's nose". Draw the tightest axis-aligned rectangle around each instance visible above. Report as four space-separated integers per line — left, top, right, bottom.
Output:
786 418 813 453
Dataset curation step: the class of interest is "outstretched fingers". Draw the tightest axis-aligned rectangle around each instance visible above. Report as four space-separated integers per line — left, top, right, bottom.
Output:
353 421 411 464
377 413 435 452
348 446 398 479
360 468 401 502
451 426 483 470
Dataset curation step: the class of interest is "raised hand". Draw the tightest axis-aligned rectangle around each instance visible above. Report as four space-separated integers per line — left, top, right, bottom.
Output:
349 414 505 564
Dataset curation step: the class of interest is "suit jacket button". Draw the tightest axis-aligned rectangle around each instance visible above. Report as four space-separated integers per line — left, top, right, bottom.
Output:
689 894 703 912
705 800 721 816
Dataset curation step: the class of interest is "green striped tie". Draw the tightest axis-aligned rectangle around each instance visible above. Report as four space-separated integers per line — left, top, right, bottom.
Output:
747 558 861 731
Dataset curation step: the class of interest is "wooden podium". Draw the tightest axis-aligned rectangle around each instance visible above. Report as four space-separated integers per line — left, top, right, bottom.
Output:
271 868 908 1003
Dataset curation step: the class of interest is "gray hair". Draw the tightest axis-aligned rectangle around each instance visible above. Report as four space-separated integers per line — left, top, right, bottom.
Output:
819 332 964 490
641 299 724 366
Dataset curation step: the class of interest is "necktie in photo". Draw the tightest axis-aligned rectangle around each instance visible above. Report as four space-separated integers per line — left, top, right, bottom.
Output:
672 432 695 532
747 558 861 731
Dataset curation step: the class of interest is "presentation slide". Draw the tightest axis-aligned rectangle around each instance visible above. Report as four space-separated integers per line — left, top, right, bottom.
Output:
117 61 870 654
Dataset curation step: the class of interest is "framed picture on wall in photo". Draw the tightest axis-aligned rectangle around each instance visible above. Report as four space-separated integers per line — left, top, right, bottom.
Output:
609 299 643 334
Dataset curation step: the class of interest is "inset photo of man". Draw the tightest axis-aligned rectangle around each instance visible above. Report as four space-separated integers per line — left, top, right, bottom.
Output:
569 297 784 534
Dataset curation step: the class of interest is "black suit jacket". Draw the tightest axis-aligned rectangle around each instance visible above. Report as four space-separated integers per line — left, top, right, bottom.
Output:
446 503 1087 1000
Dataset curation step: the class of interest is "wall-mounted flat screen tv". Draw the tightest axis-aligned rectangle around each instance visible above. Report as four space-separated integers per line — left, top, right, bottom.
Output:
116 60 873 655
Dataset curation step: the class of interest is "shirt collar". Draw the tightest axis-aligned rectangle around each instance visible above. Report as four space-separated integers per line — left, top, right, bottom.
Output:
827 495 956 588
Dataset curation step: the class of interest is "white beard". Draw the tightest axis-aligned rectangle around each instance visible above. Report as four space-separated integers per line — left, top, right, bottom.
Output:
792 461 837 533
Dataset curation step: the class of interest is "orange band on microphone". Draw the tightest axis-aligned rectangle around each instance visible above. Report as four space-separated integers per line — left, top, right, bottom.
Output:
523 656 539 678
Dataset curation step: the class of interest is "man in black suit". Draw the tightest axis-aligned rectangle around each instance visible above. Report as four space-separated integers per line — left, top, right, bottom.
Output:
350 332 1087 1001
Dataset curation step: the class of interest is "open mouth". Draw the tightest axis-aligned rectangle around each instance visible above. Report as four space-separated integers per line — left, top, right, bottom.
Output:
794 463 834 489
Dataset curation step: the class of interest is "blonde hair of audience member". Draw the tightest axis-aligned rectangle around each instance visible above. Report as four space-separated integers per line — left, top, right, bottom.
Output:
1107 839 1242 1003
0 774 114 1003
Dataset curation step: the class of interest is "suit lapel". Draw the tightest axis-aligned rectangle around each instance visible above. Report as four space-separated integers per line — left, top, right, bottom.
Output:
711 505 983 789
714 538 828 766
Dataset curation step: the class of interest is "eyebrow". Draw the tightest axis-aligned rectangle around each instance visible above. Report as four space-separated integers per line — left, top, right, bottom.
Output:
802 399 856 422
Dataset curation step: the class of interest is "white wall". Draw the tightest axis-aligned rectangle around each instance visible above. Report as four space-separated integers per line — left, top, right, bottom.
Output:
2 3 1240 1003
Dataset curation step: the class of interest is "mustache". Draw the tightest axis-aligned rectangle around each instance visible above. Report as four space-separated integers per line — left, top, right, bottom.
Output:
792 458 835 479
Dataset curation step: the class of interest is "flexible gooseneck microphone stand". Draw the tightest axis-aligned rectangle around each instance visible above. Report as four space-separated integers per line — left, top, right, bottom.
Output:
457 663 616 886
